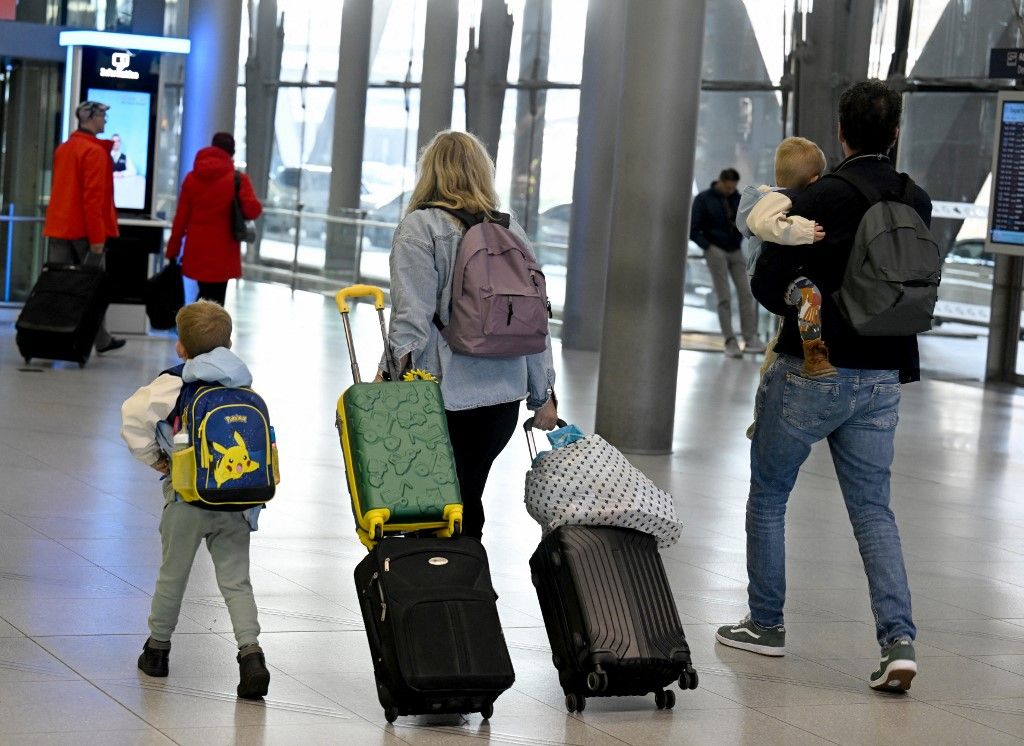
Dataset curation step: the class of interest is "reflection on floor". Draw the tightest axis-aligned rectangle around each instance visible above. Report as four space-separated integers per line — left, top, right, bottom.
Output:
2 280 1024 745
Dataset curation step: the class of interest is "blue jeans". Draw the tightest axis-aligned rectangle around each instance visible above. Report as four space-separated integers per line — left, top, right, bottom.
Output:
748 354 916 647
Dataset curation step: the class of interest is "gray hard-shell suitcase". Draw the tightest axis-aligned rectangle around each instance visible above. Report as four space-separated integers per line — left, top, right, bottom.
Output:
530 525 698 713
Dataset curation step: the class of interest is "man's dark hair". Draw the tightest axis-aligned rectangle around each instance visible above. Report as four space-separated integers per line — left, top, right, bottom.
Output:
839 80 902 154
211 131 235 156
719 168 740 182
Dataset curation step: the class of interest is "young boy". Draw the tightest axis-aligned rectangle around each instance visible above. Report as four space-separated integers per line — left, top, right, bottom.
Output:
738 136 835 379
120 300 270 700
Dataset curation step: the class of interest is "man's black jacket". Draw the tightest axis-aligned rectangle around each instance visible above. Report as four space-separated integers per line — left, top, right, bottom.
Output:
751 154 932 383
690 183 743 251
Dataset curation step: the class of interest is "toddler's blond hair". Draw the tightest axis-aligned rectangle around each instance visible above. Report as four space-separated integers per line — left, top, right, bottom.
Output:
176 300 232 357
774 137 826 189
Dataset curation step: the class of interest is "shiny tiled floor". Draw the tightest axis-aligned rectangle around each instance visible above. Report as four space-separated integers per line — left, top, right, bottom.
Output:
2 280 1024 745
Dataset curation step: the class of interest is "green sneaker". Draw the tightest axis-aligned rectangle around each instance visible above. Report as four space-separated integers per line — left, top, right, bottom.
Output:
869 639 917 692
715 615 785 656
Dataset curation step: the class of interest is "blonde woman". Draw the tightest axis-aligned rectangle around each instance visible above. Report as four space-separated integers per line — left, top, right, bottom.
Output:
381 130 558 540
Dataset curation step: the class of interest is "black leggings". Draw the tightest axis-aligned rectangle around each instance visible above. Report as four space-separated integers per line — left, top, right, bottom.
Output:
197 281 228 306
445 400 521 540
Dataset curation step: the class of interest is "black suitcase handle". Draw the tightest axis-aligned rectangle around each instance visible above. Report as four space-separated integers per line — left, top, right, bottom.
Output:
523 417 568 461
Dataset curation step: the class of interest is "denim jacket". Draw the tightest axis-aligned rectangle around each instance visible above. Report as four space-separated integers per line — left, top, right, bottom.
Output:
386 207 556 411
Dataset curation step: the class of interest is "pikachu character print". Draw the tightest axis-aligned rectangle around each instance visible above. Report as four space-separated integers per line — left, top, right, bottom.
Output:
211 431 261 487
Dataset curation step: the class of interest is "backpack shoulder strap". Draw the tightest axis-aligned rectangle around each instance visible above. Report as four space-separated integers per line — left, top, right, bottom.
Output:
828 169 883 206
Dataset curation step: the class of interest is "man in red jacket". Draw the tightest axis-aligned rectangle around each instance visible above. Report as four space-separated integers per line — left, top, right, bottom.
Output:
43 100 125 353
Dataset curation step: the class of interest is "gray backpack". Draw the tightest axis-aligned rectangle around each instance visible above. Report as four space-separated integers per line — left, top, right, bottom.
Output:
429 207 551 357
830 171 941 336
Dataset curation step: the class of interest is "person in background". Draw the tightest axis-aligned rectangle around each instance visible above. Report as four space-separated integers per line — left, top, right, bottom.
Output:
109 134 137 177
166 132 262 307
690 168 764 358
43 100 125 354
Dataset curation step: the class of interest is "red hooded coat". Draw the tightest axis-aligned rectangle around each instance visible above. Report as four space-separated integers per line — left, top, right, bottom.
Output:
166 146 262 282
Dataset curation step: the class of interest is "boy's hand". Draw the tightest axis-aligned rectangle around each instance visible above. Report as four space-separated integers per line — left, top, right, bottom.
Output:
151 455 170 475
813 224 826 242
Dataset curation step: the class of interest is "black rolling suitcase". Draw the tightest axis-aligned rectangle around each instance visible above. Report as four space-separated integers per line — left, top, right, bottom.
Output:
530 525 698 713
16 263 108 367
354 536 515 723
145 261 184 330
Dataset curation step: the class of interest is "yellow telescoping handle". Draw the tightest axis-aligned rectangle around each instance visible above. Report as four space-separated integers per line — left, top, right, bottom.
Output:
335 285 385 314
335 284 396 383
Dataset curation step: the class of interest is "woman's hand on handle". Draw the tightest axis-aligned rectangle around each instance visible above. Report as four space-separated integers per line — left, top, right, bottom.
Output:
532 397 559 430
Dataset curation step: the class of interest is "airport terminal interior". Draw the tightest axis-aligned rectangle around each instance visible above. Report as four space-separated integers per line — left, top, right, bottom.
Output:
2 0 1024 744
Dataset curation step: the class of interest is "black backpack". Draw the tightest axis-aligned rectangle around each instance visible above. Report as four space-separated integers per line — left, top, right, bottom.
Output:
828 169 941 336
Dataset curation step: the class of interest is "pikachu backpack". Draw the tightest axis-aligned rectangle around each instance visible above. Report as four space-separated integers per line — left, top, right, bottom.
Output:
165 365 280 510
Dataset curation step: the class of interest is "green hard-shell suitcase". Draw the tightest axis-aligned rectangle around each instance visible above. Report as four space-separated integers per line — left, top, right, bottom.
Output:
335 285 463 549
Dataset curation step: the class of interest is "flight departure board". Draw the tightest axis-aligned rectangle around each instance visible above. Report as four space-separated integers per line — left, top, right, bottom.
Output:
988 91 1024 255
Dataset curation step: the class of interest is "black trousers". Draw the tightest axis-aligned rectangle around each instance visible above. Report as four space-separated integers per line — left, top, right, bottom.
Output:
197 281 228 306
445 400 521 540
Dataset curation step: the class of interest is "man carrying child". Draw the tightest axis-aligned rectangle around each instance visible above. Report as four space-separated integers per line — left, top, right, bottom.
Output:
716 80 931 694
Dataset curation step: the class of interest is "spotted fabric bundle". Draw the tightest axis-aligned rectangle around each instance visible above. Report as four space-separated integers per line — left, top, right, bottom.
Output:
524 433 682 548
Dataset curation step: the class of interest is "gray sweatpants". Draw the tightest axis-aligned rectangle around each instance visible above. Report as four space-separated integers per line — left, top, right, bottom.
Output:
46 238 113 349
705 243 758 344
149 500 260 648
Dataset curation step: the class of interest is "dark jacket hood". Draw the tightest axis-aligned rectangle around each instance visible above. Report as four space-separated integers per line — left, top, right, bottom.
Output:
192 146 234 181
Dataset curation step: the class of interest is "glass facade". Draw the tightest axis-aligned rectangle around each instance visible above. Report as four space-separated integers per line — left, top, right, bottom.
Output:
3 0 1024 380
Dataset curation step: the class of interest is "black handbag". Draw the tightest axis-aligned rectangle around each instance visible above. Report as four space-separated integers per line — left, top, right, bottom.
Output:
145 261 184 330
232 171 257 243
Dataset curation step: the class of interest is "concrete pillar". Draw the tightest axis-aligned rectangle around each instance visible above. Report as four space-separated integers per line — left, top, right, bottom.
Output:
792 1 875 167
464 0 513 162
178 0 244 186
508 0 551 237
595 0 707 454
986 255 1024 383
325 0 373 274
561 0 626 352
417 0 459 153
244 0 283 203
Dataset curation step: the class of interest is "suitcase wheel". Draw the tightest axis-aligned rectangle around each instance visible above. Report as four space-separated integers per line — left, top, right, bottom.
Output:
586 670 609 693
384 705 399 723
480 701 494 720
679 665 698 691
565 692 586 713
655 689 676 710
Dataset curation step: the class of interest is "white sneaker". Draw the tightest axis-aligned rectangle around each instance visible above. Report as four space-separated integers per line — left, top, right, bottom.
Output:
724 337 742 358
744 338 767 354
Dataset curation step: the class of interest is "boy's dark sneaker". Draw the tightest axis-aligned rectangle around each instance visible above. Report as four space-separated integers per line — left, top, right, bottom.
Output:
137 639 169 677
869 639 917 692
715 615 786 656
237 647 270 700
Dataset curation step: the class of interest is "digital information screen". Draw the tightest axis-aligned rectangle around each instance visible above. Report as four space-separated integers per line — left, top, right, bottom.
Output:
87 87 151 211
989 92 1024 254
78 46 160 216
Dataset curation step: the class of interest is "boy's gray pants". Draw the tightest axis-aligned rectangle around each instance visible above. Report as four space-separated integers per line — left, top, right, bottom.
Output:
149 501 260 648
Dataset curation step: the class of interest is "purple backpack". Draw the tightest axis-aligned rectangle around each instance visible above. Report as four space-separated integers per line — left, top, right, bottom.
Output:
430 207 551 358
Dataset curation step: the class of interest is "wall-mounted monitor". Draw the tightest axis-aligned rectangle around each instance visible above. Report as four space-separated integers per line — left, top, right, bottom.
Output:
86 87 151 211
987 90 1024 257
